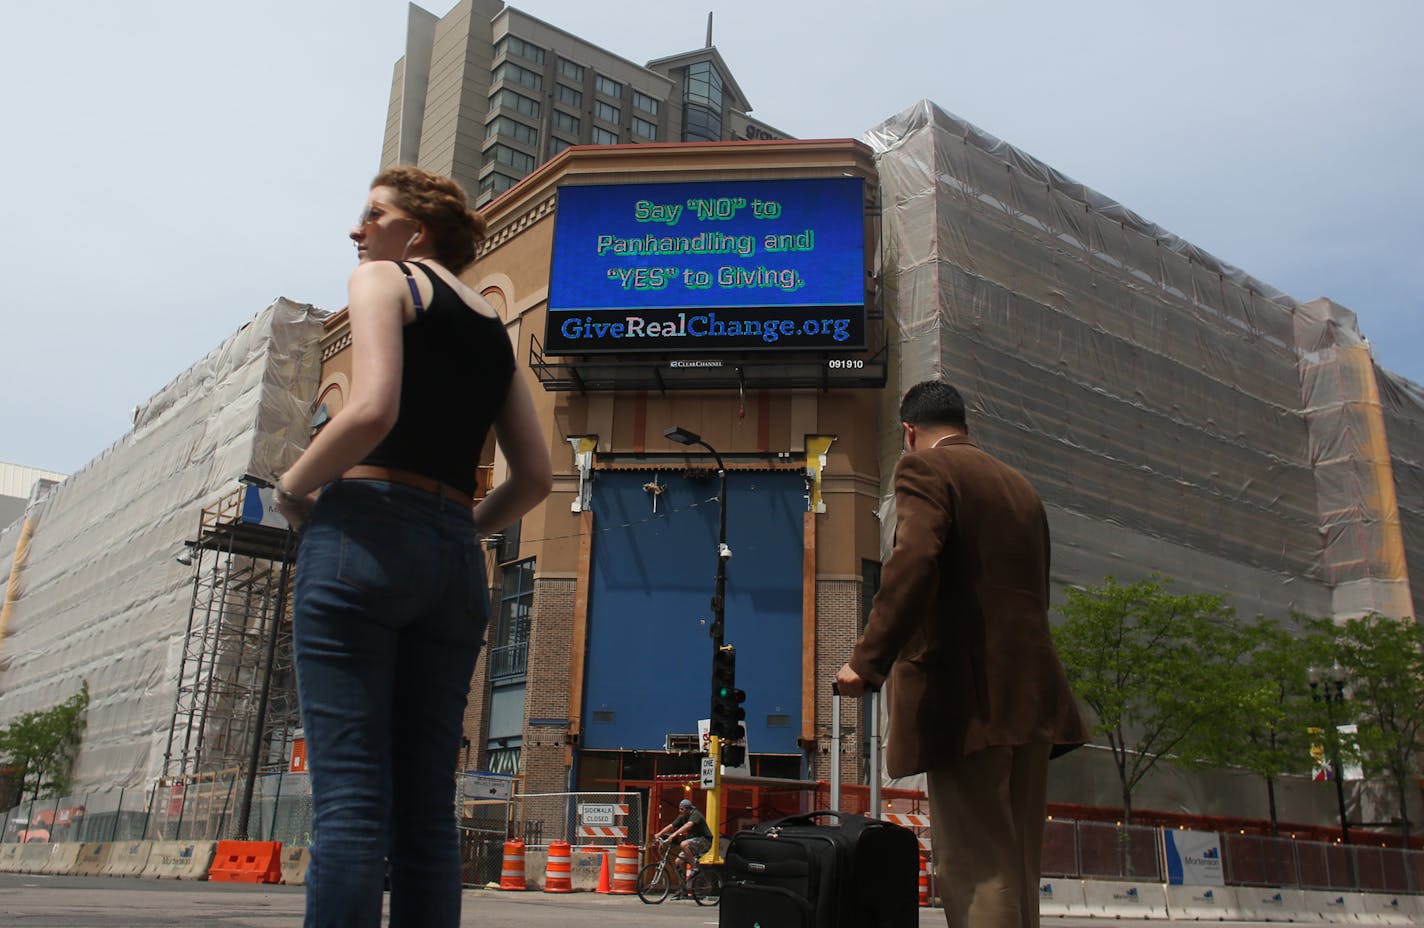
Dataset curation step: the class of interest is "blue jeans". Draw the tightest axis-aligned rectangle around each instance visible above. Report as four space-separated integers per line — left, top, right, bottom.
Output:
293 479 489 928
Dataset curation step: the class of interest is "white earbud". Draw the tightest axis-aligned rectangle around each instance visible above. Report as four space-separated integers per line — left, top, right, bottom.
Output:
406 231 420 248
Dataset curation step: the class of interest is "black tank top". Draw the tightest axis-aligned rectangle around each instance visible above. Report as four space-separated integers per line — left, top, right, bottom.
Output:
359 261 515 497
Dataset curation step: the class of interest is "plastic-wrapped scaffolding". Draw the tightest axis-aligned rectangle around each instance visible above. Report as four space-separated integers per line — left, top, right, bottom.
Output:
1378 366 1424 621
0 299 325 790
863 100 1422 816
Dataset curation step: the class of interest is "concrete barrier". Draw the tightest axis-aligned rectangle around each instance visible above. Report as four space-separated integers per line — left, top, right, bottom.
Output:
141 841 215 880
1299 889 1359 923
1164 884 1242 920
71 843 115 877
39 842 84 875
1360 892 1420 925
522 848 547 891
279 846 311 885
103 841 152 878
1036 878 1086 917
1235 887 1312 922
18 841 53 873
0 843 25 872
571 847 606 892
1080 880 1169 919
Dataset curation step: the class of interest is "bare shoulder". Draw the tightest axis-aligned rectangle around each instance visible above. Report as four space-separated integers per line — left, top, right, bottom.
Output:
347 259 407 289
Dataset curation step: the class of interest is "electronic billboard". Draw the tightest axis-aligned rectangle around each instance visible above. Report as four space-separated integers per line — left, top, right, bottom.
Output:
545 177 866 354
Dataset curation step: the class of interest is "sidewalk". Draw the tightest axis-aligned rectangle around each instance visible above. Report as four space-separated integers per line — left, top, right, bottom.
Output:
0 873 1372 927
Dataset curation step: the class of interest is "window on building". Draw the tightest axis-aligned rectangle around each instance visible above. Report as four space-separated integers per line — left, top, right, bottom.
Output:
632 90 659 115
555 83 583 107
594 101 620 124
595 74 623 99
631 116 657 139
485 116 538 147
684 61 724 110
490 88 540 119
491 558 535 680
549 136 574 156
485 743 521 776
552 109 580 134
487 144 535 174
590 126 619 146
494 35 545 65
557 57 585 82
479 172 517 197
682 103 721 142
492 61 542 91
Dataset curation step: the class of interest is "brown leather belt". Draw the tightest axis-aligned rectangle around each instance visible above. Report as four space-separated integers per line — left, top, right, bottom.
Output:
341 465 475 509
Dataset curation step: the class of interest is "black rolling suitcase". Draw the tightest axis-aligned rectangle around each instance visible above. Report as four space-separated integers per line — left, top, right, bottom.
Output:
719 809 919 928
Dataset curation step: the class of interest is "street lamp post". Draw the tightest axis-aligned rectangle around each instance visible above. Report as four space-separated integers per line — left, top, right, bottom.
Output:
1309 663 1354 888
665 426 731 863
664 427 728 649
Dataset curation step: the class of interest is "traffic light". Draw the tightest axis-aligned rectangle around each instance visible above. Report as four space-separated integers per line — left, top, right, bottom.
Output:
710 644 746 741
722 743 746 767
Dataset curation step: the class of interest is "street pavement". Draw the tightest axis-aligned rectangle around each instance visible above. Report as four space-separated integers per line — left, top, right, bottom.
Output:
0 874 1353 927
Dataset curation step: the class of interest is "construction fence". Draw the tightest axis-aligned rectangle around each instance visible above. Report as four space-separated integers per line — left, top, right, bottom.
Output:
1 769 314 847
2 777 644 890
1042 819 1424 894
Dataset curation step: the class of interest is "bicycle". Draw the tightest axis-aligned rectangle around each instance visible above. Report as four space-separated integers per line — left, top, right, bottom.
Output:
636 839 723 905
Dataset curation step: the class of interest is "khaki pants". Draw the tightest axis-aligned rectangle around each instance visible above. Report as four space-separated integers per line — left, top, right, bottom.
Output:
927 743 1051 928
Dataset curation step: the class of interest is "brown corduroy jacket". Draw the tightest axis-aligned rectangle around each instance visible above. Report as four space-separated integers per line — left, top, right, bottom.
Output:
849 435 1088 779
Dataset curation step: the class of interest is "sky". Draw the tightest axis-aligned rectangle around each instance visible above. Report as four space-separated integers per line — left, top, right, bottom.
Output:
2 0 1420 475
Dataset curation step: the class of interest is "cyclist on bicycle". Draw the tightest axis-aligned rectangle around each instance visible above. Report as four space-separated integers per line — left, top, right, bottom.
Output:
654 799 712 871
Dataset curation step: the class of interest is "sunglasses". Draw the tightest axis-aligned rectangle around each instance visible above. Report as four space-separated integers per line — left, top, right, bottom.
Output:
356 204 415 227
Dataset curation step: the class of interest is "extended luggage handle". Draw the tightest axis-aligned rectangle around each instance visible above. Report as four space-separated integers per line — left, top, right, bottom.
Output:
768 809 857 828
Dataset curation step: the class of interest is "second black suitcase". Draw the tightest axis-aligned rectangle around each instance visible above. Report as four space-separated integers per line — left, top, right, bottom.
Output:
719 809 919 928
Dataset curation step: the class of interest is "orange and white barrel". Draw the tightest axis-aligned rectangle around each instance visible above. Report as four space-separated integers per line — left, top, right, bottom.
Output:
544 840 573 893
609 843 639 894
499 839 527 891
918 852 930 907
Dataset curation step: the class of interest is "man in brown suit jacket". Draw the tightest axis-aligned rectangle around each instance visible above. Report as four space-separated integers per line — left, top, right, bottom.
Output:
837 380 1087 928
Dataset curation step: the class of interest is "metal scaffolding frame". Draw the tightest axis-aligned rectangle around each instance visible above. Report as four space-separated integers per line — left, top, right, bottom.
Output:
162 485 297 783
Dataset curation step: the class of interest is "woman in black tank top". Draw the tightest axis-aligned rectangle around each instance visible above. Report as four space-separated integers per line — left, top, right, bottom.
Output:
274 167 552 928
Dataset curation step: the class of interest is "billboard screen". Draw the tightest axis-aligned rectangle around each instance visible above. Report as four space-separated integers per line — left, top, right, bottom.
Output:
545 177 866 354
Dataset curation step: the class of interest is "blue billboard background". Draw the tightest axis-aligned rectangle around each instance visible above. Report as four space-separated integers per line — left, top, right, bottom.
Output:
546 177 866 353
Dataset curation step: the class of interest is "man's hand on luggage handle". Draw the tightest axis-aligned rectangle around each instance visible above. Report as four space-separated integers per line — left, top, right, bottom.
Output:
835 663 869 698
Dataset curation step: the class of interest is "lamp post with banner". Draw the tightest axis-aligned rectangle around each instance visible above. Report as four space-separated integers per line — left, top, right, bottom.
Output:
1309 663 1354 888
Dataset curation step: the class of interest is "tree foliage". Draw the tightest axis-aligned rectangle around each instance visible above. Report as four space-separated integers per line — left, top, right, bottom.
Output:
0 682 90 803
1324 613 1424 841
1053 576 1248 823
1174 616 1328 833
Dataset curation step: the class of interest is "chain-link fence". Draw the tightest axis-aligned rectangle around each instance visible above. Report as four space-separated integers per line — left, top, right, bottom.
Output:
3 788 153 844
2 770 315 847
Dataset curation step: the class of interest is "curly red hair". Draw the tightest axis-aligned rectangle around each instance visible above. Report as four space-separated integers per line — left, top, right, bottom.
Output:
371 166 486 271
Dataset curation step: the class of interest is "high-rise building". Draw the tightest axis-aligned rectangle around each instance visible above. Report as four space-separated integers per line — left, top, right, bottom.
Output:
380 1 789 204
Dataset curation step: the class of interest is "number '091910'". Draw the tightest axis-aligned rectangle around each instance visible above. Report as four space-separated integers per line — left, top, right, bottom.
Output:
826 358 865 370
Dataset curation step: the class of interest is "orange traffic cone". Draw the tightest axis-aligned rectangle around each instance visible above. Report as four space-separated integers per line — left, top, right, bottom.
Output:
596 851 611 894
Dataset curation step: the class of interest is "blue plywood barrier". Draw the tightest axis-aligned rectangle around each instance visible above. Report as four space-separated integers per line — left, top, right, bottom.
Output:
582 469 804 755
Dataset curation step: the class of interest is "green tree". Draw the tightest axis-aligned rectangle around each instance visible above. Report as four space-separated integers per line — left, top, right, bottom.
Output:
1173 616 1326 835
1053 576 1247 824
0 682 90 803
1329 613 1424 843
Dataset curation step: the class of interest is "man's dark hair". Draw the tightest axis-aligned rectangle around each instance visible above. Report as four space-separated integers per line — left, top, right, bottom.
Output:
899 380 967 429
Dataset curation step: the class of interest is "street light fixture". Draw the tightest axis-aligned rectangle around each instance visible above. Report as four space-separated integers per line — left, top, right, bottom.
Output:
1309 662 1354 887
